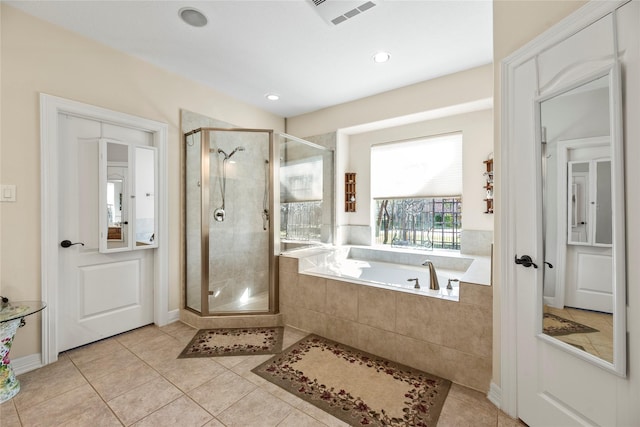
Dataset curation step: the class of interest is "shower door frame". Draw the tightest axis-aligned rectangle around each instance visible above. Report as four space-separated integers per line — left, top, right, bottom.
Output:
184 127 276 316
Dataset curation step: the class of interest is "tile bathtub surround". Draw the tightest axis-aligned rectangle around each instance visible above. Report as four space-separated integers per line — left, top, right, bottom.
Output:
279 256 493 393
0 322 519 427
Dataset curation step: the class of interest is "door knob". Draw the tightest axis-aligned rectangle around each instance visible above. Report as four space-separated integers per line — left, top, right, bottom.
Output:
514 254 538 268
60 240 85 248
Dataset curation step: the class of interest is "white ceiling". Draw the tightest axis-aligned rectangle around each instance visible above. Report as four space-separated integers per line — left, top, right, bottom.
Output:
6 0 493 118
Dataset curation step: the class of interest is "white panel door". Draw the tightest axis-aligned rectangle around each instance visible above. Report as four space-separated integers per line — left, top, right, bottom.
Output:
565 246 612 313
512 58 619 427
57 114 154 352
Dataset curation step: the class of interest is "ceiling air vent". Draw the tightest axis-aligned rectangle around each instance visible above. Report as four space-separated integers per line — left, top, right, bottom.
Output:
309 0 377 26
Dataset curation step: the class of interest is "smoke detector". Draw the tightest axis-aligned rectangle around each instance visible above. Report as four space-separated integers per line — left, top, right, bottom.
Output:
309 0 377 26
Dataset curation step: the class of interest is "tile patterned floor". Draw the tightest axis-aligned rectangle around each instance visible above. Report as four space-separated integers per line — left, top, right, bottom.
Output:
1 323 524 426
543 305 614 363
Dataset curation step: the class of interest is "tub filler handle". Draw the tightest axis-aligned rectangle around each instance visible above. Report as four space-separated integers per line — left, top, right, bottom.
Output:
407 278 420 289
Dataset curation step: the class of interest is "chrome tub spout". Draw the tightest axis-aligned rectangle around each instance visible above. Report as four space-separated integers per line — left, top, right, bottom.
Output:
422 260 439 290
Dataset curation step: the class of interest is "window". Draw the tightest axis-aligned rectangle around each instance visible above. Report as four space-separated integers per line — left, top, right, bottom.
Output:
371 133 462 250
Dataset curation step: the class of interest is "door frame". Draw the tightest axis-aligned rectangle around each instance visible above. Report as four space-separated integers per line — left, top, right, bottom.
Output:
40 94 169 364
498 0 627 417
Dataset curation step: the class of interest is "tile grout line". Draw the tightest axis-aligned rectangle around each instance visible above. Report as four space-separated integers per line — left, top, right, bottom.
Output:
122 326 243 426
65 345 128 426
112 328 225 426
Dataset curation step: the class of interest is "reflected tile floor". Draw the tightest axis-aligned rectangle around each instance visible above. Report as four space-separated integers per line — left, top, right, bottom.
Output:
544 305 614 363
1 323 524 426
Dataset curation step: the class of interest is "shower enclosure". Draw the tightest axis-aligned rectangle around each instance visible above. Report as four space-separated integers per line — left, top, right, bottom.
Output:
185 128 273 315
184 128 333 316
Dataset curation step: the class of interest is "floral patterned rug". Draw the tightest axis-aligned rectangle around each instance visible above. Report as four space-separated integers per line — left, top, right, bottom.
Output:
252 335 451 426
543 313 599 336
178 327 284 358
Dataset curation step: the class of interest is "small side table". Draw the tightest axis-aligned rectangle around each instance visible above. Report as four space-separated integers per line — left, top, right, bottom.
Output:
0 301 46 403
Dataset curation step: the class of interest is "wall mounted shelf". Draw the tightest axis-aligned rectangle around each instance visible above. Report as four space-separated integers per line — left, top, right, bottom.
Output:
345 172 356 212
483 159 494 214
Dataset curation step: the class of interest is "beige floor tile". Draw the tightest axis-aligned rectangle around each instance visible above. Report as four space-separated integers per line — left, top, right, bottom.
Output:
230 353 275 385
217 387 294 427
188 370 257 415
107 376 183 426
0 400 21 427
261 380 307 407
448 383 499 416
202 419 226 427
13 357 88 411
154 357 227 392
91 359 160 401
19 383 121 426
131 395 212 427
64 337 126 365
498 411 529 426
126 334 184 362
295 400 350 427
278 408 329 427
214 354 250 369
115 325 168 349
8 322 507 427
158 320 197 336
438 394 497 427
73 347 140 382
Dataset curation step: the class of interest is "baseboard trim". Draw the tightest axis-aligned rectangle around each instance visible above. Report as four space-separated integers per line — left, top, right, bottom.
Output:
165 309 180 324
488 381 502 409
12 353 44 376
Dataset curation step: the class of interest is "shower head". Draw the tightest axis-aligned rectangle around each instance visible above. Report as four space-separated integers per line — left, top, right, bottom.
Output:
217 146 245 160
229 146 245 158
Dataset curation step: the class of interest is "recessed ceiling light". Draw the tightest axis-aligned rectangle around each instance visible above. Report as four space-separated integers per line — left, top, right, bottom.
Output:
373 51 391 63
265 93 280 101
179 7 208 27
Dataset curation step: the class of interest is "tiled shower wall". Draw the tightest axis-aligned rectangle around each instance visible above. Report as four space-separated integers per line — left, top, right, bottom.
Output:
278 255 493 393
208 130 270 307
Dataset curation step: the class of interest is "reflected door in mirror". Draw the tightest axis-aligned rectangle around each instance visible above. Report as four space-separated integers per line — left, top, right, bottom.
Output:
539 68 625 374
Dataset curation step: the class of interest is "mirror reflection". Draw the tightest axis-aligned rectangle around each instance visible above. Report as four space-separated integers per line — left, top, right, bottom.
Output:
134 146 157 247
100 140 157 253
540 71 621 368
107 177 124 240
104 141 129 250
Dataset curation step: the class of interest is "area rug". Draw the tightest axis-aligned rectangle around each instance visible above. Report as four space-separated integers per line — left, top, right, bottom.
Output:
178 327 284 358
543 313 598 336
252 334 451 426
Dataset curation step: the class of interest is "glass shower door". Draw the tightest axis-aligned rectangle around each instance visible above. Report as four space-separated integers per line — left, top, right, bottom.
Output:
207 129 272 314
184 127 274 315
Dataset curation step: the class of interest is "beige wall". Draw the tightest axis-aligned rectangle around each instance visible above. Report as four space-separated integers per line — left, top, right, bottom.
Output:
491 0 587 388
0 5 284 358
286 64 493 137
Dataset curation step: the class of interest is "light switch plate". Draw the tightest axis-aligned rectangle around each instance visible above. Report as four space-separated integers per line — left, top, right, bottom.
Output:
1 185 16 202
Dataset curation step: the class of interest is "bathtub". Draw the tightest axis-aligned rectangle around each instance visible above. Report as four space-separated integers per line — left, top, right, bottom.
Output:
290 245 488 302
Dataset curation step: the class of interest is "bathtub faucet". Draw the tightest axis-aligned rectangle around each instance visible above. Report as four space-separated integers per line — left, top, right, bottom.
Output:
422 260 439 290
407 278 420 289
